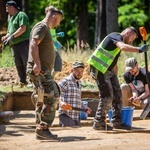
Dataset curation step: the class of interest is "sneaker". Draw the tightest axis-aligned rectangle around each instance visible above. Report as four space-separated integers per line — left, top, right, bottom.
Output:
35 128 58 140
113 122 131 130
93 124 113 131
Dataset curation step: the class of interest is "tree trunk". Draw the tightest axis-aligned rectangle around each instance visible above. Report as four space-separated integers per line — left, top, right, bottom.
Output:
106 0 118 34
94 0 118 47
76 0 89 51
0 0 7 29
94 0 106 47
22 0 29 16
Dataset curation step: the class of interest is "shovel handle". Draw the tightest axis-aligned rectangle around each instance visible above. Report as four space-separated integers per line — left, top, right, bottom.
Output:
139 27 147 42
139 27 150 91
72 107 87 112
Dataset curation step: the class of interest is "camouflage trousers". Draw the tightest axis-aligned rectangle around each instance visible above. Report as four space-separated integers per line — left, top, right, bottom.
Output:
91 68 122 126
28 69 60 129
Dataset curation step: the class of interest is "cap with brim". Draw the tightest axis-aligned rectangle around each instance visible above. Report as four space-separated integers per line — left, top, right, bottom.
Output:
125 57 137 72
72 61 85 69
6 1 20 10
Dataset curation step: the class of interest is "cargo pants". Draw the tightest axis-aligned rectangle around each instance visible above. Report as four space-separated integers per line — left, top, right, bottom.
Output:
90 66 122 127
28 69 60 129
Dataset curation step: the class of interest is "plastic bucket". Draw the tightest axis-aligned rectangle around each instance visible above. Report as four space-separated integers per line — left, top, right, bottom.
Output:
80 101 88 120
108 106 134 127
81 98 99 117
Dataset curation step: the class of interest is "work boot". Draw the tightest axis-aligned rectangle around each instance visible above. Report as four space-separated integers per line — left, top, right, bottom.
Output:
113 122 131 130
35 128 58 140
93 122 113 131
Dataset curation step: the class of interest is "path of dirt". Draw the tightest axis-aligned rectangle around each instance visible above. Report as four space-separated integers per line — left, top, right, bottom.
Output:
0 61 150 150
0 110 150 150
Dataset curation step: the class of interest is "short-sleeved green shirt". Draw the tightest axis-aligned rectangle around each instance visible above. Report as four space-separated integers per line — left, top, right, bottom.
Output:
27 21 55 72
8 11 30 45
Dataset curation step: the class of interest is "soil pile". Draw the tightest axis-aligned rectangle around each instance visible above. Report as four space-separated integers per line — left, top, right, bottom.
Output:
0 61 95 86
55 61 95 83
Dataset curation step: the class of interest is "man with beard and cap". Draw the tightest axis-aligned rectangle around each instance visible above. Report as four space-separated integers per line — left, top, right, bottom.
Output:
58 61 92 127
121 57 150 109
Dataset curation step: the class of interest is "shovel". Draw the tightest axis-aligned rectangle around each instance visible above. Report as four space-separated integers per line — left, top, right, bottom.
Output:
71 107 88 112
140 102 150 119
139 27 150 119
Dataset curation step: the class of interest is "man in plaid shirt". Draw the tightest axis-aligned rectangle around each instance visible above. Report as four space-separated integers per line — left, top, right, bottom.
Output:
58 61 91 127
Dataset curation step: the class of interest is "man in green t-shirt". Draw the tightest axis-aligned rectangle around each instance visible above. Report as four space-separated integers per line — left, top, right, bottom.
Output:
27 6 63 140
1 1 30 88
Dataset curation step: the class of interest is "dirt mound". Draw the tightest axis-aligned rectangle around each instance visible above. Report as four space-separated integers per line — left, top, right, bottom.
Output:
0 67 19 86
0 61 95 86
55 61 95 83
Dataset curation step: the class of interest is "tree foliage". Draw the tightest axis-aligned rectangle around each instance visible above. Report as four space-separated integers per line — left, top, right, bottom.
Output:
118 0 148 28
118 0 150 44
28 0 96 49
1 0 150 50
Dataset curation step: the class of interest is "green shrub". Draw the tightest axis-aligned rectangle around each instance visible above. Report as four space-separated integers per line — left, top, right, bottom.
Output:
0 46 15 68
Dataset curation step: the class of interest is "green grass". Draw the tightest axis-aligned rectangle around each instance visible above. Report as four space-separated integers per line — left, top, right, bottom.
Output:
60 48 93 62
0 46 15 68
0 46 150 91
60 48 150 86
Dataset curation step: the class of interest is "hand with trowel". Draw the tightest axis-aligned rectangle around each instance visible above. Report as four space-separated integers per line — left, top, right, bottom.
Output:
121 57 150 108
128 96 141 107
59 100 92 113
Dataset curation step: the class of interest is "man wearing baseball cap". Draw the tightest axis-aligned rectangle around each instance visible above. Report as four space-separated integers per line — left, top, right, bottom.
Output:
58 61 91 127
121 57 150 108
1 0 30 88
5 1 20 10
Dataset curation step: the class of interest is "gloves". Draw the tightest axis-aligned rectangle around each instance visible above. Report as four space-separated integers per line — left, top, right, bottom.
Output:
3 35 14 45
59 102 72 110
54 41 63 49
56 32 64 37
139 44 149 53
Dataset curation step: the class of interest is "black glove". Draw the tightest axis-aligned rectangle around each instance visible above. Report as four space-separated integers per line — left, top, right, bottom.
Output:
139 44 149 53
3 35 14 45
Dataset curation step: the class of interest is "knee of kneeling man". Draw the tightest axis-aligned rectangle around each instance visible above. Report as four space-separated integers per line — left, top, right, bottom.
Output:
120 83 129 90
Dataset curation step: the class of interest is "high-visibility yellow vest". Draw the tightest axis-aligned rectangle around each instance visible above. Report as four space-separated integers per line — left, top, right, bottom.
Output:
87 39 120 74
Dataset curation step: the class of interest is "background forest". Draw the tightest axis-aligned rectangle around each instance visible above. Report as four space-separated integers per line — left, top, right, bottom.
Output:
0 0 150 84
0 0 150 49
